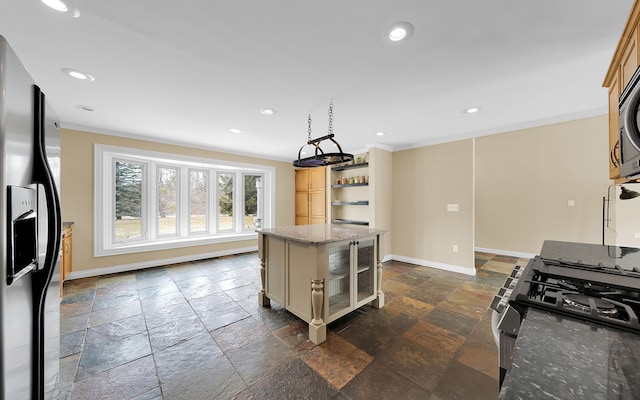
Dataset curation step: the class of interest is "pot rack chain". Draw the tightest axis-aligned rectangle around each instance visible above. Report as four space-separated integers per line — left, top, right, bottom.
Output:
328 99 334 137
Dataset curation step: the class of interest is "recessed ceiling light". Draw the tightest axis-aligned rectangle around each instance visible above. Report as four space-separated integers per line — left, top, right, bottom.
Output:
61 68 95 81
259 108 276 115
386 22 414 42
41 0 80 17
229 128 244 134
376 132 385 136
75 104 94 112
464 107 481 114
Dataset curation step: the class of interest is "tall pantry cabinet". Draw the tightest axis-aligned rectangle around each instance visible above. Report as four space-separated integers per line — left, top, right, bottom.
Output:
295 167 327 225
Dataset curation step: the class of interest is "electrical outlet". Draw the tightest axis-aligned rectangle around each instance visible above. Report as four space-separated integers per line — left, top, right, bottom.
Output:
447 204 459 212
567 200 575 207
452 245 459 253
634 232 640 239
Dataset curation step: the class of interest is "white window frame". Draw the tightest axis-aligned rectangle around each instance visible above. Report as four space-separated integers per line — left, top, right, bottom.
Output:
94 144 276 257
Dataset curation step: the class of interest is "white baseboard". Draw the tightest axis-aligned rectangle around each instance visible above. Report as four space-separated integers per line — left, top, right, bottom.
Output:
474 247 536 259
387 254 476 276
66 246 258 280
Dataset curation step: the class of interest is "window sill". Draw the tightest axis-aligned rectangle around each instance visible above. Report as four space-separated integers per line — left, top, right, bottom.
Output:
95 231 258 257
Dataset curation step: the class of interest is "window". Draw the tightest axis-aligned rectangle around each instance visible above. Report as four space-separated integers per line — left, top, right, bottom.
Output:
114 160 145 241
243 174 262 230
217 172 234 232
94 145 275 257
157 166 178 236
189 169 208 234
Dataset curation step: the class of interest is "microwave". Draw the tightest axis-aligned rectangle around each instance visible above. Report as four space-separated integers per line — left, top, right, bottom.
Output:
619 66 640 178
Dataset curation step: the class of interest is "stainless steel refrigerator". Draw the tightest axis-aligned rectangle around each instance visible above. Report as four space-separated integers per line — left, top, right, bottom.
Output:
0 35 62 399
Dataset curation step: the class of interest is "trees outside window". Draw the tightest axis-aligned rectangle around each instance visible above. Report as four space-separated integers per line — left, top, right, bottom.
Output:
114 161 144 241
218 173 234 231
158 167 178 235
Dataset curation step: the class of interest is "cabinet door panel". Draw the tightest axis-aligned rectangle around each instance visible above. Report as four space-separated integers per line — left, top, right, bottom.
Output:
328 241 351 319
266 237 286 305
309 191 326 220
355 238 376 305
609 72 621 179
287 242 313 321
622 28 639 89
295 192 309 216
295 169 309 191
309 167 326 191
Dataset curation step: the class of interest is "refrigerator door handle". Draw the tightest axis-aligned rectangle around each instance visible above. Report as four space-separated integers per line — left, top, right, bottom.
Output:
30 85 62 400
31 87 61 279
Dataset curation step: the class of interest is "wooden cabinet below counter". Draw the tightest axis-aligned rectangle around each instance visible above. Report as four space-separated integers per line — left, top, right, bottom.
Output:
60 223 72 297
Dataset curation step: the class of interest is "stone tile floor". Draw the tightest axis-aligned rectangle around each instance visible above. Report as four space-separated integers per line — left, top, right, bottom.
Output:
56 251 529 399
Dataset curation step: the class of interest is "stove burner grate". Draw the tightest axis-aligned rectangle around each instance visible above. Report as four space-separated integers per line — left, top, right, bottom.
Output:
562 293 619 316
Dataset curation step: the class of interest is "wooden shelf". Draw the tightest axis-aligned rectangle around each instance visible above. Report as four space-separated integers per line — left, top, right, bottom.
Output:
329 271 348 281
332 201 369 206
331 183 368 188
331 162 368 171
332 219 369 226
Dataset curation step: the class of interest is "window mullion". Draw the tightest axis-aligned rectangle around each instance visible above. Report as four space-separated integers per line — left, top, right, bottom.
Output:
179 167 189 237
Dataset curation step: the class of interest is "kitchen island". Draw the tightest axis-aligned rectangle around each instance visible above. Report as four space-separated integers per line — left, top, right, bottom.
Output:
257 224 385 344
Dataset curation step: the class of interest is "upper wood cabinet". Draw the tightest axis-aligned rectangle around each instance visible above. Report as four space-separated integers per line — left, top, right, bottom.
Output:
604 1 640 181
295 167 327 225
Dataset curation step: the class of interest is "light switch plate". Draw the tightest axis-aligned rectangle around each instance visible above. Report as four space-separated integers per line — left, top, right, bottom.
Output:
447 204 459 212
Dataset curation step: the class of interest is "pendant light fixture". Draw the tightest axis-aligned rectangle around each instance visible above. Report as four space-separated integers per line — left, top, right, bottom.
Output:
293 100 354 168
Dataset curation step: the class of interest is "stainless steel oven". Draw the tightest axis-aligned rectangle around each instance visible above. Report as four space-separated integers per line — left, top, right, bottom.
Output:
619 66 640 178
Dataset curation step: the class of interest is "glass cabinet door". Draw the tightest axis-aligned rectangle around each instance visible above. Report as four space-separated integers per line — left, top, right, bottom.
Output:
328 241 351 318
355 238 375 304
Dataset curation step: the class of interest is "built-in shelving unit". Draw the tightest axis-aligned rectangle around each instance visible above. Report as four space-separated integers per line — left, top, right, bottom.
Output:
330 160 370 226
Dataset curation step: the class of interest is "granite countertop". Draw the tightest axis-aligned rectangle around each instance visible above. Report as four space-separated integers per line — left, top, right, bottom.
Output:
499 308 640 399
257 224 385 245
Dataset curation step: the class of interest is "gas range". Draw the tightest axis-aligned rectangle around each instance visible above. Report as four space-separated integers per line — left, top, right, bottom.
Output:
491 240 640 386
511 255 640 333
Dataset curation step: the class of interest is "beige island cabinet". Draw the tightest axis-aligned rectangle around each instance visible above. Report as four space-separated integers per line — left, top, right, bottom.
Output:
257 224 385 344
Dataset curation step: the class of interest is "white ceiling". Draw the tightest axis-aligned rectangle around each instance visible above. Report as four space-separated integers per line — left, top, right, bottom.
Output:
0 1 634 162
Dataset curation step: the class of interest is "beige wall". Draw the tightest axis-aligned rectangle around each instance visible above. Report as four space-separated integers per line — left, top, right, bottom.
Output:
60 114 612 277
369 147 393 257
60 128 295 275
475 115 610 255
391 140 475 273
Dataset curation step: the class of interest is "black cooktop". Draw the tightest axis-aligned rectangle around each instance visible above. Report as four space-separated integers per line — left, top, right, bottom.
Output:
510 241 640 333
540 240 640 275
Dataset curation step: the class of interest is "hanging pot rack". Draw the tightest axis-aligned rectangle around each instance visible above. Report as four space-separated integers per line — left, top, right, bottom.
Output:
293 100 354 168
